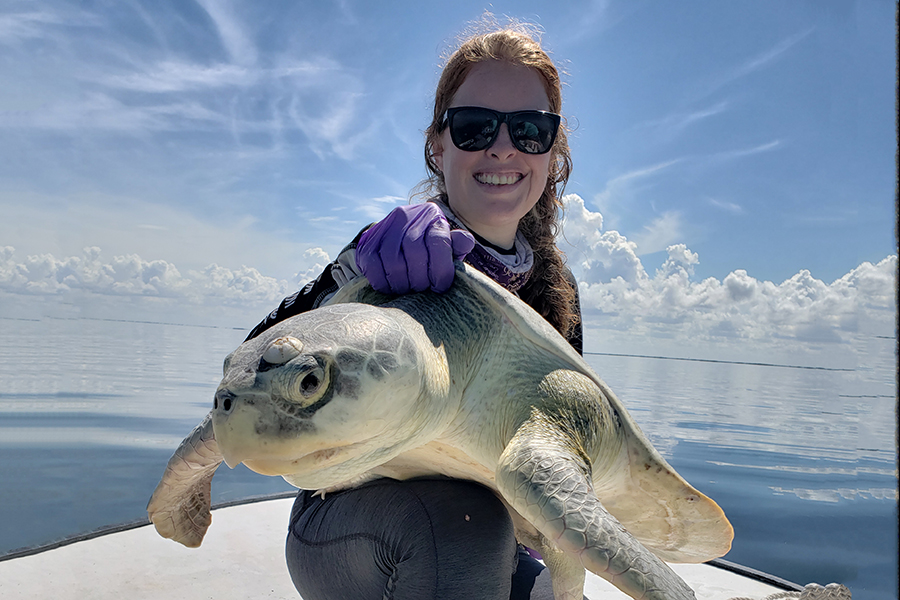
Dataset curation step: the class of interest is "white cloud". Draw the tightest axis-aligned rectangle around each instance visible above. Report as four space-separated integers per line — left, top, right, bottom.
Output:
591 159 681 231
697 28 814 99
0 189 358 296
560 194 647 285
0 246 291 307
656 244 699 279
636 101 729 139
294 248 332 284
0 7 100 45
707 139 782 163
707 197 744 215
0 5 371 161
731 29 814 81
0 10 58 43
560 194 897 347
101 61 257 93
354 196 409 222
1 194 895 355
194 0 258 66
593 159 681 205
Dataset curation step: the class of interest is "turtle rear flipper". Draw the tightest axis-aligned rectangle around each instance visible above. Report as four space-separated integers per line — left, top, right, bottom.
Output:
496 412 695 600
147 412 223 548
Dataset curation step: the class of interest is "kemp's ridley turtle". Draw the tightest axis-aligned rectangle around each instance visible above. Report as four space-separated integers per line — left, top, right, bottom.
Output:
148 263 733 600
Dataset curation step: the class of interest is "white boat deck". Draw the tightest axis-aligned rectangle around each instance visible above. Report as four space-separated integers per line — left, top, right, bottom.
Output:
0 497 793 600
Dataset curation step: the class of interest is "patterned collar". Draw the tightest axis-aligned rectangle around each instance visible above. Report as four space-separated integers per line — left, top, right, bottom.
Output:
432 198 534 293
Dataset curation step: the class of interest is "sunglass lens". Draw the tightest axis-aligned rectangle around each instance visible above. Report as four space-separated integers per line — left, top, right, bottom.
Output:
510 114 556 154
450 109 498 151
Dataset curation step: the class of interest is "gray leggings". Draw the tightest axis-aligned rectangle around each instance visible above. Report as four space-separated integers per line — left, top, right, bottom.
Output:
285 478 567 600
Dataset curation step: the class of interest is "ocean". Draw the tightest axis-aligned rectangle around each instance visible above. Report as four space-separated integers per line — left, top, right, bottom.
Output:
0 314 895 599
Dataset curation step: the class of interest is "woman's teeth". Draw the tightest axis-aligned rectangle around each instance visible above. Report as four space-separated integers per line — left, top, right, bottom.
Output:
475 173 522 185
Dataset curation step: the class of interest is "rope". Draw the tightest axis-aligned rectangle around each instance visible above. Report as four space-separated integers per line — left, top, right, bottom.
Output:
728 583 852 600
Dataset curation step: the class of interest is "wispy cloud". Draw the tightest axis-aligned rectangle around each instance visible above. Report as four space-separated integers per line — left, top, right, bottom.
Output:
636 101 730 139
608 159 682 184
370 195 407 204
0 3 371 161
333 0 359 26
0 10 58 43
731 28 814 80
194 0 258 65
5 52 370 160
630 211 686 256
563 0 613 43
707 197 744 215
707 139 782 163
101 61 257 93
0 8 100 45
698 28 814 99
355 195 407 221
593 159 682 226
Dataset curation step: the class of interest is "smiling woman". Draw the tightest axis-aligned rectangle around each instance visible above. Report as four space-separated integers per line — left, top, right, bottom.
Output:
236 17 598 600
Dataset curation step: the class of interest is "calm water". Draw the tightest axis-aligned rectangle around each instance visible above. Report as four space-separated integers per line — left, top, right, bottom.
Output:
0 316 895 599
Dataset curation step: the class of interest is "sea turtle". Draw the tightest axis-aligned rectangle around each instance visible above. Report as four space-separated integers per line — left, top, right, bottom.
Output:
147 263 733 600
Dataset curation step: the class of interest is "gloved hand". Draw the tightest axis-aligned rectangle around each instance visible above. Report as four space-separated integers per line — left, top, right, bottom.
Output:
356 203 475 294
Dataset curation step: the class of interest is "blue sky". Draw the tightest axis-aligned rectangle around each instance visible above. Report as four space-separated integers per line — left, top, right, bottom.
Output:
0 0 896 355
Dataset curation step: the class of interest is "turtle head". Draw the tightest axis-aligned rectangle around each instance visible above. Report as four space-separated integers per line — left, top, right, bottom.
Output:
211 304 448 487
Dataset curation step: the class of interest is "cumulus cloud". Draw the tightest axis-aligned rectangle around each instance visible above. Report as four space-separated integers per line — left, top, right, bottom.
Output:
560 194 647 285
1 201 896 350
560 194 897 345
294 248 332 284
0 246 301 308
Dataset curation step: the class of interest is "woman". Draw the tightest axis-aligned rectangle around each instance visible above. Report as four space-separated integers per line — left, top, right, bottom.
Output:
247 22 585 600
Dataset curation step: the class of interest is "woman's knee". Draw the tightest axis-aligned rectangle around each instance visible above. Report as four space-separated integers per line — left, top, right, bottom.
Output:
393 479 517 598
400 479 516 551
285 479 518 599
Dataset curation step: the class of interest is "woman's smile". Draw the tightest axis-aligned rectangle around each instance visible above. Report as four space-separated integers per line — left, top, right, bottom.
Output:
474 171 525 186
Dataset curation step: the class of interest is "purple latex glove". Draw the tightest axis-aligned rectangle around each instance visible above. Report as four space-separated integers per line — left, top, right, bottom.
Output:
356 203 475 294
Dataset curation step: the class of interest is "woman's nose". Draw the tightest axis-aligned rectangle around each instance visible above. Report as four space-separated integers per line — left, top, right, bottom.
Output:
489 123 517 159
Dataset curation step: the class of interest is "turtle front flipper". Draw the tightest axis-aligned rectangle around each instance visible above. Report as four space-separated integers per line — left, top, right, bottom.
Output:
147 412 223 548
496 412 695 600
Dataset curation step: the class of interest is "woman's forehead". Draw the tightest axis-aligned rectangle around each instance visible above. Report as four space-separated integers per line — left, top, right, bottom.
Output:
450 61 551 113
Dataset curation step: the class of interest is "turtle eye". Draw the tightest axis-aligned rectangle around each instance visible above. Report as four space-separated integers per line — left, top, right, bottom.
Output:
276 355 329 406
294 362 327 401
300 372 321 394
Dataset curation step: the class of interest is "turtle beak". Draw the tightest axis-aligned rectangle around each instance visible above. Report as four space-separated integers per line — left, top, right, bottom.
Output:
212 388 252 468
221 450 243 469
213 420 250 469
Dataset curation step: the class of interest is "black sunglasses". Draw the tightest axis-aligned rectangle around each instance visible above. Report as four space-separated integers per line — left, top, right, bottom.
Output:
441 106 561 155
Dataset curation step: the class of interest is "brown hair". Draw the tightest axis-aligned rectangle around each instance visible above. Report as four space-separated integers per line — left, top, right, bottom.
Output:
419 16 579 340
